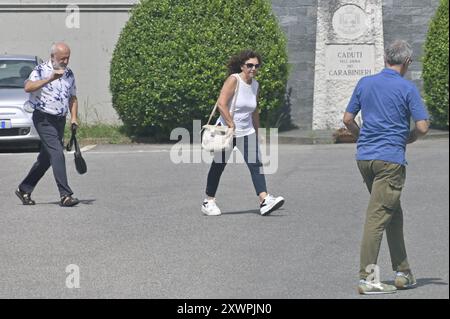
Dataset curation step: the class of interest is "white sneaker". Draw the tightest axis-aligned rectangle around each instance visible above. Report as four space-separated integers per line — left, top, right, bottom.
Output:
358 279 397 295
201 198 222 216
260 194 285 216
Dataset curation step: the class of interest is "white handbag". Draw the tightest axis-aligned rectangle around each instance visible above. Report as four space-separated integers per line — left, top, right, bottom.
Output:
201 74 240 152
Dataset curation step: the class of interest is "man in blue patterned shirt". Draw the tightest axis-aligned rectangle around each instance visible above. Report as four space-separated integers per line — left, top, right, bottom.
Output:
16 42 80 207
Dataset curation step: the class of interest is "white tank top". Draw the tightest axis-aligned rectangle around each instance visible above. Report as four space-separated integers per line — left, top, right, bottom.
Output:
218 74 258 138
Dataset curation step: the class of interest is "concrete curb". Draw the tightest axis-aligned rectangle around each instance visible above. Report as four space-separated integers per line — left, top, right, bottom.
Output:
276 129 449 145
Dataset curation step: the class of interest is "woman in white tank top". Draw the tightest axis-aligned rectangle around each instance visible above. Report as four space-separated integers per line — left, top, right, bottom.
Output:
217 71 258 138
202 50 285 216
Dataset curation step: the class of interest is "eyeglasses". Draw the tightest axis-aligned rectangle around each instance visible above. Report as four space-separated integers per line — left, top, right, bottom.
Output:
244 63 261 69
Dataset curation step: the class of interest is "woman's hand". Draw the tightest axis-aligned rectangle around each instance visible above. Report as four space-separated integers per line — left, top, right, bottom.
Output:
226 126 234 139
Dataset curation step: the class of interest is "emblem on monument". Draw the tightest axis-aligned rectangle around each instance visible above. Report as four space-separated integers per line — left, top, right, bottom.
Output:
332 4 369 39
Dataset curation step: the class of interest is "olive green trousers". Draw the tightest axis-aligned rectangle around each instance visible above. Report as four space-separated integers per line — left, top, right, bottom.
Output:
357 160 411 280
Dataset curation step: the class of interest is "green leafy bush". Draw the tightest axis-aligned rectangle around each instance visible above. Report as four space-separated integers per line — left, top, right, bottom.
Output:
422 0 449 129
110 0 288 138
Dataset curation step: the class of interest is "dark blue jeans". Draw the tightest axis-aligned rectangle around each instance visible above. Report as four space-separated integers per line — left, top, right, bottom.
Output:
206 133 267 197
19 110 73 197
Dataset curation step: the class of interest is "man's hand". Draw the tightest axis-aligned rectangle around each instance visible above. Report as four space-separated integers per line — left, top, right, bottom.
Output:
49 69 64 82
70 121 78 130
407 120 429 144
406 130 418 144
70 119 79 131
343 112 360 139
69 95 79 131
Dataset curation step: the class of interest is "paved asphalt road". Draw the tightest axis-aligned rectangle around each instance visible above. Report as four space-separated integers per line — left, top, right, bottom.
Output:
0 139 448 299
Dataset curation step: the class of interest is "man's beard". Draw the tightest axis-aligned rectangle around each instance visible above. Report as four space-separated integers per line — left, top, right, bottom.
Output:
52 60 67 70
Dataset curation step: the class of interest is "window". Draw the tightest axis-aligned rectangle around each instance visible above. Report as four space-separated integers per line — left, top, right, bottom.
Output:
0 60 36 88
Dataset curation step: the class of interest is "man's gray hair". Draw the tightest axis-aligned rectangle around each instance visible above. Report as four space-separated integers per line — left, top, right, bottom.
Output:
50 43 57 56
50 42 70 56
385 40 413 65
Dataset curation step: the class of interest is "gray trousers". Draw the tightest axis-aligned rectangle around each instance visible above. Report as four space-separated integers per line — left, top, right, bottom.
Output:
19 110 73 197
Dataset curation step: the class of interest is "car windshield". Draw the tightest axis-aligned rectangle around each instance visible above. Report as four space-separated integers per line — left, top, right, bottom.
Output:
0 60 36 88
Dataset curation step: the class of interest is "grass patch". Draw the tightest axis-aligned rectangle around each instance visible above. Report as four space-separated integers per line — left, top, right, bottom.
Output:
64 123 131 145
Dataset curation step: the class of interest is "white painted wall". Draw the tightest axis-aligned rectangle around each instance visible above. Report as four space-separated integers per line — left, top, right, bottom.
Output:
0 0 138 123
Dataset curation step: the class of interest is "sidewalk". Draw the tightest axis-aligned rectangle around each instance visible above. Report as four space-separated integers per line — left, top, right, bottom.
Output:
277 128 449 145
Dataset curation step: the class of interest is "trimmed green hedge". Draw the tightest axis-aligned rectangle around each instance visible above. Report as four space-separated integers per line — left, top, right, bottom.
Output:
110 0 288 138
423 0 449 129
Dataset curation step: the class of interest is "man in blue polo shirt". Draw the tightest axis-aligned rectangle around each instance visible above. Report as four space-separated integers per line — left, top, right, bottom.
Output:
343 40 429 295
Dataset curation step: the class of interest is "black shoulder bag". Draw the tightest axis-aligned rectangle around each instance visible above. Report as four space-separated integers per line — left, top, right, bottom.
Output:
66 123 87 175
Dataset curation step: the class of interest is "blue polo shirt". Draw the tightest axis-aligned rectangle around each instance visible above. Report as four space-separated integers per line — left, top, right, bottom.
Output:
346 68 429 165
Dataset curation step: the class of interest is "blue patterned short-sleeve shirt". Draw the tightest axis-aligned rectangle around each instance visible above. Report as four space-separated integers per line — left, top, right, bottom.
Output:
27 60 76 116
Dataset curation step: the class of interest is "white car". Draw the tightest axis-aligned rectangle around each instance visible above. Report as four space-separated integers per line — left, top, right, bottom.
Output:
0 55 42 149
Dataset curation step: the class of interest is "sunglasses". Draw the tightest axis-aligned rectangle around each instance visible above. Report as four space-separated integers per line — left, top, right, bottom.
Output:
244 63 261 69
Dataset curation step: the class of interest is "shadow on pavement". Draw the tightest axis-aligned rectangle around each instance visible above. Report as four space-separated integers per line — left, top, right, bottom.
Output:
0 142 40 153
36 199 96 206
222 209 286 216
0 147 39 153
385 277 448 288
416 278 448 288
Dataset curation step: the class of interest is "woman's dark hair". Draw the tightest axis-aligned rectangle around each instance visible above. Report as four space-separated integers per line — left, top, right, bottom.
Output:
227 50 262 75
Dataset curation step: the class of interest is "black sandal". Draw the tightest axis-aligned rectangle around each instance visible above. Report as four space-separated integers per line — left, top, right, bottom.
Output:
15 188 36 205
60 195 80 207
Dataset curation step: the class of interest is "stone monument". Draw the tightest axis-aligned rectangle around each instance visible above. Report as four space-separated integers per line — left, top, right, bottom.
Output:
312 0 384 130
